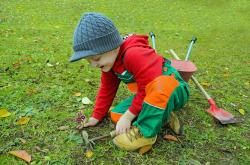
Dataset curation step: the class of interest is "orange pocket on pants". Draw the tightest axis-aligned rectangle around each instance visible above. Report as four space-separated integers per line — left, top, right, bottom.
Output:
144 75 179 109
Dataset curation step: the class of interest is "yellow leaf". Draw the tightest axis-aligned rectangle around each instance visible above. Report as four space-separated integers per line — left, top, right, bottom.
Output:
0 109 11 118
16 117 30 125
169 112 181 134
73 92 81 97
201 82 211 88
85 149 93 158
9 150 32 163
238 109 245 115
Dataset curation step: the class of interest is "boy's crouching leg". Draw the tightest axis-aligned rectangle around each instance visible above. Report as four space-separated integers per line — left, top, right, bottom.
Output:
113 126 157 151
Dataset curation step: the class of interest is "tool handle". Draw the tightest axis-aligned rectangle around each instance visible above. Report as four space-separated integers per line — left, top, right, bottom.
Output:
169 49 211 100
169 49 181 60
89 134 109 142
190 76 211 100
89 130 116 142
185 36 197 61
149 32 156 50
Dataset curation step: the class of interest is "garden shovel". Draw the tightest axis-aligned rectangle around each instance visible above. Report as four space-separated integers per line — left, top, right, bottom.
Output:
169 40 237 124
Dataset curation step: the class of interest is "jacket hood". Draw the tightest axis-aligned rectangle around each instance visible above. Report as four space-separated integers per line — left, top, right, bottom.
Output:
119 34 151 56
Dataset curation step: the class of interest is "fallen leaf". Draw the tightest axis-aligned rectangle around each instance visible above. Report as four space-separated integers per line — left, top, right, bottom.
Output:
27 88 38 96
16 117 30 125
163 134 178 142
42 47 49 52
238 109 245 115
218 147 232 153
82 97 92 105
34 146 49 153
12 61 21 68
58 126 69 131
200 82 211 88
19 138 27 144
230 103 236 107
73 92 81 97
85 149 93 158
169 112 181 134
42 149 49 153
84 79 90 83
0 109 11 117
9 150 32 163
187 159 201 165
34 146 42 151
46 63 53 67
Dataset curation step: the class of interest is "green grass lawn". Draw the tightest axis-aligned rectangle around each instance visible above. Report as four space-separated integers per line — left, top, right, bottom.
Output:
0 0 249 164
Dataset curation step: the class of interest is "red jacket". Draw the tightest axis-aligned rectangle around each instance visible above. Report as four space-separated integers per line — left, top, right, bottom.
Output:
92 34 164 121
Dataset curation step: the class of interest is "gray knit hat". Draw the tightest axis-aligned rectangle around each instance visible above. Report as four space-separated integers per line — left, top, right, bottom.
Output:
70 12 123 62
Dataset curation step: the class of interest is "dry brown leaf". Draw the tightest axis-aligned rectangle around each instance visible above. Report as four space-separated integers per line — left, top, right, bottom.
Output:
58 126 69 131
16 117 30 125
12 61 21 68
164 134 178 142
9 150 31 163
0 109 11 118
73 92 81 97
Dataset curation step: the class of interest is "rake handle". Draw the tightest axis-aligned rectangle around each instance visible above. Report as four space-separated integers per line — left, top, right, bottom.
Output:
149 32 156 50
169 49 211 100
185 36 197 61
89 130 116 142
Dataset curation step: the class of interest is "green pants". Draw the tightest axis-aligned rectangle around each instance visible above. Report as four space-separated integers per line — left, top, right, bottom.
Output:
110 61 189 137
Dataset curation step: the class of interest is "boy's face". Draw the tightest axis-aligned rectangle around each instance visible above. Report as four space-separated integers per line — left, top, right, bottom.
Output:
86 48 119 72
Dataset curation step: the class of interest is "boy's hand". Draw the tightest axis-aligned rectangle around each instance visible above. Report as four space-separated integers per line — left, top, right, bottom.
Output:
84 117 99 127
116 110 136 135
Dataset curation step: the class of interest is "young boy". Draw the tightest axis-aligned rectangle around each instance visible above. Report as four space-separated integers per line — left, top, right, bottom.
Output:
70 12 189 151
